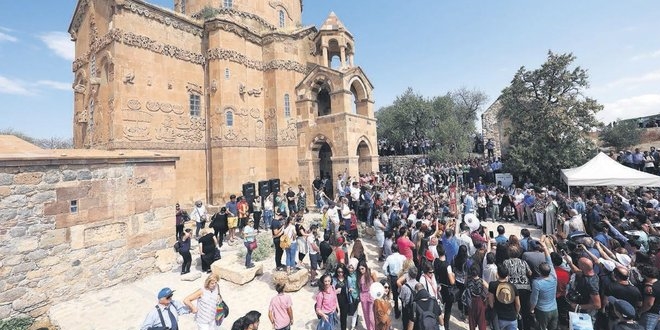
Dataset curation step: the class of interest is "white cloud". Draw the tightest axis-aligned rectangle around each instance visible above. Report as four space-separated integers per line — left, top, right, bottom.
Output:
604 70 660 89
38 31 74 61
0 75 32 95
631 49 660 61
36 80 71 91
600 94 660 123
0 31 17 43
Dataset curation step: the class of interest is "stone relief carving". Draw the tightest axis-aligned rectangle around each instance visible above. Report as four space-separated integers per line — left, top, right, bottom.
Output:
147 76 152 86
73 84 86 94
155 116 206 143
122 110 152 141
207 21 262 45
77 109 88 123
249 108 261 119
265 108 276 119
69 0 90 39
120 30 205 65
123 71 135 85
168 81 173 90
88 12 99 46
239 83 246 96
247 88 263 97
186 82 202 95
119 2 203 36
191 8 277 31
279 119 297 141
207 48 308 74
127 99 141 110
210 80 218 93
145 101 184 115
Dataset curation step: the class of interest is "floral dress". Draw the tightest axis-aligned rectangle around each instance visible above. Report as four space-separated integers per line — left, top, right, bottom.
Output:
297 190 307 213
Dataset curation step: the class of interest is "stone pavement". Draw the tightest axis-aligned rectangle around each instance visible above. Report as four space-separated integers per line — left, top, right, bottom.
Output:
48 214 539 330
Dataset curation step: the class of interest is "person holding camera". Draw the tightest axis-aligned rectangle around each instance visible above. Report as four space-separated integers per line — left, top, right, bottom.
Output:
564 253 601 321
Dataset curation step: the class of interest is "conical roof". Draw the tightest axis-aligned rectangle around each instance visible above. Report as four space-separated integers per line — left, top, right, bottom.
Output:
320 11 352 36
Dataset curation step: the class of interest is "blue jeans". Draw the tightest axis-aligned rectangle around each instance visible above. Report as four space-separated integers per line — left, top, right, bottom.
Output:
640 312 660 330
498 318 518 330
316 312 337 330
244 242 253 267
286 241 298 267
195 221 205 237
263 210 273 229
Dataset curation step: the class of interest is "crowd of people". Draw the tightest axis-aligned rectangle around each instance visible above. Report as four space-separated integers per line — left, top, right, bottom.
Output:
149 154 660 330
613 146 660 174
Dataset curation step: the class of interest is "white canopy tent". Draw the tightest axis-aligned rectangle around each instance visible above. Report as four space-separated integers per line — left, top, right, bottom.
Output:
560 152 660 193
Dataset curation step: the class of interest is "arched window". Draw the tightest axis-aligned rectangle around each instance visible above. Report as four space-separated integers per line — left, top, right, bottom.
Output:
278 10 285 28
223 0 232 8
225 111 234 127
224 68 230 80
284 94 291 118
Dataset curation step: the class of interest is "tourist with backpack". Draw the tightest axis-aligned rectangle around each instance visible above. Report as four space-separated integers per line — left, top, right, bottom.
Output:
488 264 521 330
463 264 489 330
411 284 443 330
399 266 420 330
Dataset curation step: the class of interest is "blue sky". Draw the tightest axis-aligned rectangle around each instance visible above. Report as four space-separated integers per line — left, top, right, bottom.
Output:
1 1 659 139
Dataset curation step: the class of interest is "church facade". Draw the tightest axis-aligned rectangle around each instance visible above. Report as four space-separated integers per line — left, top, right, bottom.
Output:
69 0 378 203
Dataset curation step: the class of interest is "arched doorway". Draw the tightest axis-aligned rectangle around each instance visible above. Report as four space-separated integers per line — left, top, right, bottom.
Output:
318 142 333 197
357 141 371 175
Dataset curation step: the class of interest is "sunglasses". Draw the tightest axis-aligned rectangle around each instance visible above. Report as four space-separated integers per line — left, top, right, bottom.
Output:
383 285 390 289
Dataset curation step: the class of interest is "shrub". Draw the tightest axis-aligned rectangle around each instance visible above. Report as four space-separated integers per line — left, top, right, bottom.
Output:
0 317 33 330
236 233 273 262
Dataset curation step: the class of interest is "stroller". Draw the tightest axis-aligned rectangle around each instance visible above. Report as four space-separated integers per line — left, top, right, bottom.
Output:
502 204 516 222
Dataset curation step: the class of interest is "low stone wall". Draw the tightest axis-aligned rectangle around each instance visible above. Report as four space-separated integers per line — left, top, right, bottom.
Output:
0 156 177 321
378 155 428 171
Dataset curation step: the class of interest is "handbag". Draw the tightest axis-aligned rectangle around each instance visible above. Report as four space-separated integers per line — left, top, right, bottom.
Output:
215 286 229 326
569 306 593 330
248 240 257 250
173 241 181 253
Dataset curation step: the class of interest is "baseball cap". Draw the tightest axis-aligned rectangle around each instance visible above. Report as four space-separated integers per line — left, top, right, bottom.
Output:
158 287 175 299
616 253 632 267
598 258 616 272
607 296 635 319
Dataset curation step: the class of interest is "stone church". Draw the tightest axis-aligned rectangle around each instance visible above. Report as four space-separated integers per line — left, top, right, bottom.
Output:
69 0 378 203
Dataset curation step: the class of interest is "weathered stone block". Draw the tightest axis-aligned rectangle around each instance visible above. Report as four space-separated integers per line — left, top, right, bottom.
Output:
26 249 48 262
39 228 69 248
12 261 37 274
31 191 56 204
12 291 47 313
84 223 126 247
43 170 61 184
8 226 27 238
56 183 92 200
77 170 92 180
44 201 69 216
181 271 202 281
0 287 27 304
212 254 264 285
37 256 61 268
155 249 177 272
1 194 27 208
14 185 36 195
0 173 13 186
0 208 17 221
17 239 39 253
14 172 43 185
62 170 77 181
272 268 309 292
4 255 25 266
0 186 10 197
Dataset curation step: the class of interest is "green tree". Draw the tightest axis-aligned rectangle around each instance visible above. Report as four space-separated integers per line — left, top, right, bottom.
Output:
376 87 486 161
600 120 642 150
499 51 603 185
376 87 433 145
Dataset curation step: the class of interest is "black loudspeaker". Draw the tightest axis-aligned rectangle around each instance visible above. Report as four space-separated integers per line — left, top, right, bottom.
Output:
269 178 281 194
258 180 270 197
242 182 256 202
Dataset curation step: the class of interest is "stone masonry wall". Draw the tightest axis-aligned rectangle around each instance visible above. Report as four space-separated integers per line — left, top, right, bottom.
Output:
0 160 176 320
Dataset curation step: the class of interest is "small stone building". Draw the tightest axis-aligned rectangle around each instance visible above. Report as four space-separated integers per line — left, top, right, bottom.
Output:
0 135 178 320
68 0 378 203
481 98 510 158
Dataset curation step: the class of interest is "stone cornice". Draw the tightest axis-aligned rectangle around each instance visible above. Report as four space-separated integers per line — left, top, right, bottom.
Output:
192 8 277 31
117 0 204 36
210 140 298 148
73 28 205 72
206 20 316 47
207 48 308 74
108 141 206 150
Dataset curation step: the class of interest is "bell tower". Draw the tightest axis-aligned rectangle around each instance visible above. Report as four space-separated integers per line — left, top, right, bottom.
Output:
314 12 355 69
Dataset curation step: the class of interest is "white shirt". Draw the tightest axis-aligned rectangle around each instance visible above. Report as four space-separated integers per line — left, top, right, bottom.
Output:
456 232 476 256
382 253 406 277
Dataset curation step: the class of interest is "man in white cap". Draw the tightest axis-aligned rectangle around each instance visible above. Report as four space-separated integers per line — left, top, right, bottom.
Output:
140 287 189 330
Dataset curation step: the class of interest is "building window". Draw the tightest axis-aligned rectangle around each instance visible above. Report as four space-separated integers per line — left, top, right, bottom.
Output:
180 0 186 13
189 94 201 116
226 111 234 127
223 0 232 8
278 10 285 28
224 68 230 80
70 200 78 213
284 94 291 118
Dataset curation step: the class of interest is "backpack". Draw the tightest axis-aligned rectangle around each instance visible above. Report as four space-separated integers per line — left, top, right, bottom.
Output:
173 241 181 253
414 299 439 330
461 278 487 310
324 248 338 274
279 234 291 250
